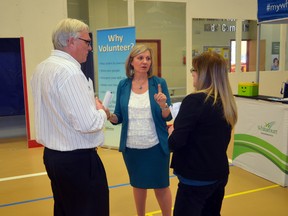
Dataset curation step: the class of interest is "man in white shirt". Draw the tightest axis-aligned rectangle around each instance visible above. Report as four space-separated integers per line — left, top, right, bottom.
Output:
31 18 110 216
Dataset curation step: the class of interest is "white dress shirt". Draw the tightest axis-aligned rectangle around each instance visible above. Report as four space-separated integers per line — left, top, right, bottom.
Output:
31 50 107 151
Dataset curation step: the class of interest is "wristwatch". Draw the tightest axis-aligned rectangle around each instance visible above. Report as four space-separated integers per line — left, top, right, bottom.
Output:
161 103 169 111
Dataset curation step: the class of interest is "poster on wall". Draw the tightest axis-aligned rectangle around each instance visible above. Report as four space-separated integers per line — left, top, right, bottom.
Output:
271 42 280 71
203 46 230 70
257 0 288 23
97 26 136 148
271 54 279 71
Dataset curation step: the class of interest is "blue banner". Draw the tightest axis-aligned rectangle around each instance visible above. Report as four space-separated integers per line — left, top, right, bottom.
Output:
97 26 136 112
97 26 135 149
258 0 288 23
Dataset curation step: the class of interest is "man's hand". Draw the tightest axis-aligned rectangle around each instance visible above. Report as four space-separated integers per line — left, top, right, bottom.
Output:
95 97 111 119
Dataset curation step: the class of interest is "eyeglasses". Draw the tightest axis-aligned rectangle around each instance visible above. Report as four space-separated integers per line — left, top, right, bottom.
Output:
78 38 92 46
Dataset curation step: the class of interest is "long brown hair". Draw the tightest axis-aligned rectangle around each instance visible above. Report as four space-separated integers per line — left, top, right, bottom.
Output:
192 51 237 127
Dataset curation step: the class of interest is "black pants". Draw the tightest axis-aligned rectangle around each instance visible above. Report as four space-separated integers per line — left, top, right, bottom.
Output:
44 147 109 216
173 178 228 216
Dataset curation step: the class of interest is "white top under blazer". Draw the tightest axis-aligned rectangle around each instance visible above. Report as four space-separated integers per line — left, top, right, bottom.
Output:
126 90 159 149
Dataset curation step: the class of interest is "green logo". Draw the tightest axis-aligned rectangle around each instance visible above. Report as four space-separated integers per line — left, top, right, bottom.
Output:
258 121 277 135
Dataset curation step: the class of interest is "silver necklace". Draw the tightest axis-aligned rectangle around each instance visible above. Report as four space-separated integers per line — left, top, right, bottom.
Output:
135 79 146 90
139 83 145 89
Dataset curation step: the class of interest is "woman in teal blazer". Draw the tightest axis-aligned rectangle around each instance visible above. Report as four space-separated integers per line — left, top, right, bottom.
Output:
109 44 173 216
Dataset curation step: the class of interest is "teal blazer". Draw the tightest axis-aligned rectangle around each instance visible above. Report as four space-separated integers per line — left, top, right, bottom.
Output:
112 76 172 155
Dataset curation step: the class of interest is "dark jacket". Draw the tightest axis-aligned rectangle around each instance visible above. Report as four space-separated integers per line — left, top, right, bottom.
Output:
169 92 232 180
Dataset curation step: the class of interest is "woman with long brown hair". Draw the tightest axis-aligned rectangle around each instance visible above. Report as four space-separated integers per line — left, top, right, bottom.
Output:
168 51 237 216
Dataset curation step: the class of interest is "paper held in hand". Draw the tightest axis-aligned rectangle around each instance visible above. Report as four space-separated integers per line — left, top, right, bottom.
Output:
102 91 113 108
169 102 181 119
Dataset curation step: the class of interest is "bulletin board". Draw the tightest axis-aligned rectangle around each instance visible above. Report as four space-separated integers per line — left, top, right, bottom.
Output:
203 46 229 60
204 46 230 70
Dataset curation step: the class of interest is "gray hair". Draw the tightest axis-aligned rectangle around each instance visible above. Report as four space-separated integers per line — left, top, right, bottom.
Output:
52 18 89 50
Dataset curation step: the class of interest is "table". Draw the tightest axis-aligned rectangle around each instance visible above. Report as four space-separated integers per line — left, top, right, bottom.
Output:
232 96 288 186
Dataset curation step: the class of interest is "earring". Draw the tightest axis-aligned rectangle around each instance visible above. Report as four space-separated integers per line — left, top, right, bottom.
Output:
130 69 134 76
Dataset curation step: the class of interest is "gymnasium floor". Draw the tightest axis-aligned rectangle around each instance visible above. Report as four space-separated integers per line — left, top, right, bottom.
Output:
0 137 288 216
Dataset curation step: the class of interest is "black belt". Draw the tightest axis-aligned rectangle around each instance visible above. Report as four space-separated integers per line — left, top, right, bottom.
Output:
72 148 96 152
45 147 96 153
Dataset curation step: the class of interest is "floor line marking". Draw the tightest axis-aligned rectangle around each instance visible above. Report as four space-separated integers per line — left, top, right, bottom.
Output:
224 184 280 198
0 196 53 208
0 172 175 183
142 184 280 216
0 175 175 208
0 172 47 182
0 159 231 183
0 171 279 212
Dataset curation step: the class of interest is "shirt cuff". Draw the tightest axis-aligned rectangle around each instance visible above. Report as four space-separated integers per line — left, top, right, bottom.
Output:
99 109 107 120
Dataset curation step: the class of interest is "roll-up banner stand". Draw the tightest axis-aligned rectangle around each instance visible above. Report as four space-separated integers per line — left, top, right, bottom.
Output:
97 26 136 149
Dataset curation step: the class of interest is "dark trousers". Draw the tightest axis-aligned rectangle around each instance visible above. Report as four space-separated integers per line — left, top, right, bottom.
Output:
44 147 109 216
173 178 228 216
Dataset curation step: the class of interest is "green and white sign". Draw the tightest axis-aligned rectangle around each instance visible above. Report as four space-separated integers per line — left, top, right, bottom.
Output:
233 97 288 186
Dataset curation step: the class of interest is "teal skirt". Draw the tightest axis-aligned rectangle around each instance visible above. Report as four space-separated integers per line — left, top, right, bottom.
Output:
122 144 170 189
